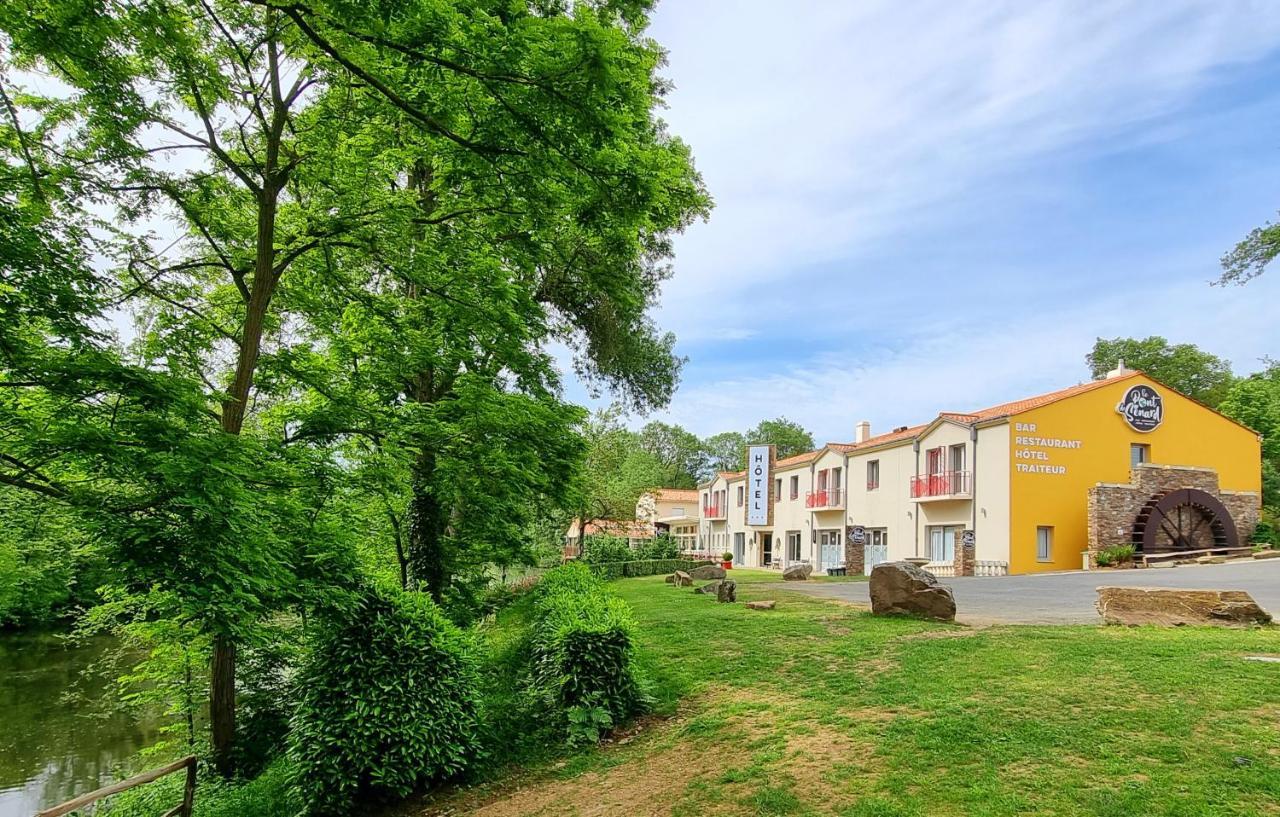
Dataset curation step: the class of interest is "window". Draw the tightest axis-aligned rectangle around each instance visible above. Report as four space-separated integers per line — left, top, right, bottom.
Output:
789 475 799 500
869 529 888 549
1130 443 1150 468
736 485 744 506
1037 526 1053 561
774 477 782 503
832 467 842 490
733 532 745 562
762 534 773 564
928 525 959 563
786 530 802 561
950 443 966 473
866 460 880 490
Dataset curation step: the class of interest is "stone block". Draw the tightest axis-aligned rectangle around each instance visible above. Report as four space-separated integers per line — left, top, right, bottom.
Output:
1096 586 1272 627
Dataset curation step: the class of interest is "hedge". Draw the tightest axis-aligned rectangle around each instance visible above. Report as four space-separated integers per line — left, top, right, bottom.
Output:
528 563 646 743
289 586 481 815
586 558 717 580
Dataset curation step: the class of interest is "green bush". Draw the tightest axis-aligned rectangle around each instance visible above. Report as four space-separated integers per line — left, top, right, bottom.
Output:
101 757 302 817
580 534 634 564
289 586 481 815
1250 519 1276 545
1095 544 1136 567
528 564 646 744
586 558 715 580
637 533 680 560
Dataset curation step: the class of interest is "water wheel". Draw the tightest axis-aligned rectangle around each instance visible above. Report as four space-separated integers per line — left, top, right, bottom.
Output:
1131 488 1237 555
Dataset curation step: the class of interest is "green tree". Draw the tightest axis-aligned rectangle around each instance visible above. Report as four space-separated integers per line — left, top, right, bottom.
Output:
578 410 668 526
1221 215 1280 284
637 421 706 487
1086 337 1236 407
1219 361 1280 512
747 417 816 460
703 431 747 474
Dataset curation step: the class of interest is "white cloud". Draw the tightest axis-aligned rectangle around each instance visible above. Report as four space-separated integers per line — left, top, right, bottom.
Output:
649 273 1280 443
648 0 1280 334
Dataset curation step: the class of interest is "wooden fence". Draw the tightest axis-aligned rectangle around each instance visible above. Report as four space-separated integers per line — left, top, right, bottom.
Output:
36 755 197 817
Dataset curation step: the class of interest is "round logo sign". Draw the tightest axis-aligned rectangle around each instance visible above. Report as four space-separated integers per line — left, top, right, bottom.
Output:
1116 384 1163 433
848 525 866 545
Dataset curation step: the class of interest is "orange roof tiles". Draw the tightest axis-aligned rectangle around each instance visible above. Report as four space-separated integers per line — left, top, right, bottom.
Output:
651 488 700 502
957 375 1135 421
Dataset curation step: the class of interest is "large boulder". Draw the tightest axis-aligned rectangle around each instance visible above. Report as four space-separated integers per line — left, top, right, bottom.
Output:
716 579 737 603
782 563 813 581
671 570 692 587
1096 586 1272 627
689 564 726 580
869 562 956 621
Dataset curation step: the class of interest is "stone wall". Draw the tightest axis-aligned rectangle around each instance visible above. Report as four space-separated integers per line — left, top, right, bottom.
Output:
1086 464 1260 564
954 533 975 576
844 535 865 576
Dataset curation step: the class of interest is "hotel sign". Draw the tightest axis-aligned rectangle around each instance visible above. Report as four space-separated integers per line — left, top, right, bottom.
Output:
746 444 774 526
1117 384 1163 433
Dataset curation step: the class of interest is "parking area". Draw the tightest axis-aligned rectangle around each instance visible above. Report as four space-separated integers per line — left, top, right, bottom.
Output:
779 558 1280 624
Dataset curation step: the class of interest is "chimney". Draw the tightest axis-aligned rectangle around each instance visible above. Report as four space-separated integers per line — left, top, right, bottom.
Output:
1106 358 1131 379
854 420 871 443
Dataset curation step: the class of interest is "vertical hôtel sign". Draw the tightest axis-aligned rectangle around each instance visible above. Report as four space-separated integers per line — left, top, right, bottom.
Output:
746 444 774 526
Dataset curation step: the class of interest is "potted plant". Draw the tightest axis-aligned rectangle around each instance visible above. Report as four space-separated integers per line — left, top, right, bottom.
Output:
721 551 734 569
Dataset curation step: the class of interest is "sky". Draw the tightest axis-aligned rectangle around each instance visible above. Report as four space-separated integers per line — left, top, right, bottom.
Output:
562 0 1280 445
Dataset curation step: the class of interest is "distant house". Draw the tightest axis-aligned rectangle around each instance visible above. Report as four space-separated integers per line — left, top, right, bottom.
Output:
562 487 702 559
562 518 655 559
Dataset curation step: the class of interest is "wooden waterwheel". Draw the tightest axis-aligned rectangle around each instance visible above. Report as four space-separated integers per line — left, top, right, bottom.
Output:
1131 488 1238 555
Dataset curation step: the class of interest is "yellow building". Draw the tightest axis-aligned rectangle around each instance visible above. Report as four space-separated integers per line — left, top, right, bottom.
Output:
697 368 1262 576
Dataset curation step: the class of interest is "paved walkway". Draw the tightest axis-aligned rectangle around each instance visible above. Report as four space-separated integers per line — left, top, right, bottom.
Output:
780 559 1280 624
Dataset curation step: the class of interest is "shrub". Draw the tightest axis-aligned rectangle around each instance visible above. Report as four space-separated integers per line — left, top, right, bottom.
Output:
722 551 734 562
289 586 481 815
637 533 680 560
528 564 646 744
1250 519 1276 545
580 534 634 564
1096 544 1135 567
586 558 715 580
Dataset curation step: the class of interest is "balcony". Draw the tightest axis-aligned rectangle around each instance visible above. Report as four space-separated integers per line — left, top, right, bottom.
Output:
910 471 971 501
805 488 844 509
703 503 726 520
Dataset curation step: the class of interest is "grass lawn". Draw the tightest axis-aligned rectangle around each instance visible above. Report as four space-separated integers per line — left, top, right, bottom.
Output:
415 572 1280 817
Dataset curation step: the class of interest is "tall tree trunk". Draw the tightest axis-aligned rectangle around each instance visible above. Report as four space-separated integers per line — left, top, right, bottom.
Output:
408 448 449 602
210 179 282 775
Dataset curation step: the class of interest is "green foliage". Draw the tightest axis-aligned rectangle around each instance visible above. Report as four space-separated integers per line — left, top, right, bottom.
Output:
1094 544 1135 567
581 534 635 564
1219 362 1280 512
747 418 817 460
0 487 107 627
1250 520 1276 545
1086 337 1236 407
1221 213 1280 284
586 559 714 580
528 565 646 742
100 756 302 817
638 532 680 560
289 586 481 815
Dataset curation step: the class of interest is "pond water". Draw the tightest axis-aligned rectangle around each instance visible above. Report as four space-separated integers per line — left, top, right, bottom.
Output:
0 633 161 817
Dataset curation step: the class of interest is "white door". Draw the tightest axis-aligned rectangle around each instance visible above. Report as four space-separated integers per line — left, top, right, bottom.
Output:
863 530 888 571
818 530 842 573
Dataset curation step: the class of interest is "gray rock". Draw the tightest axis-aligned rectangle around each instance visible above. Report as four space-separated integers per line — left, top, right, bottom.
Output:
746 600 776 610
689 564 726 580
664 573 675 583
782 563 813 581
672 570 692 587
869 561 956 621
694 580 722 595
716 579 737 603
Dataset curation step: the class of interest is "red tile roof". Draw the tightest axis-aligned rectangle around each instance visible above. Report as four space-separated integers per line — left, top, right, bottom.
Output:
651 488 700 502
954 374 1137 421
830 424 929 453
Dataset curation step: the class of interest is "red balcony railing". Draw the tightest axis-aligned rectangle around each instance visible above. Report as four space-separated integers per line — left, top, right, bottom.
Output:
805 488 844 508
910 471 971 499
703 503 726 519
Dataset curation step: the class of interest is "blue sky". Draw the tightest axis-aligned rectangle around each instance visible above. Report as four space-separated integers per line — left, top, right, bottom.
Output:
563 0 1280 444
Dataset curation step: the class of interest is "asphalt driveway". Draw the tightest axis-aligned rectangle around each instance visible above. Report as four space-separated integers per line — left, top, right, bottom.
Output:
780 559 1280 624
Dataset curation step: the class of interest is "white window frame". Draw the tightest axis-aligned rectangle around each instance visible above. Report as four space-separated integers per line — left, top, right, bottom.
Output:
867 460 880 490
